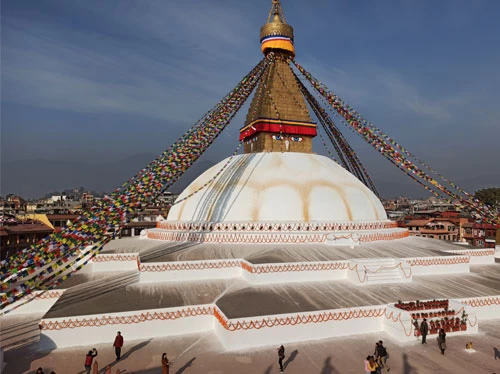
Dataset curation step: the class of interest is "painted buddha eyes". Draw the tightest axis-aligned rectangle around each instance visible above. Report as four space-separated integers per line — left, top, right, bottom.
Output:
272 135 303 141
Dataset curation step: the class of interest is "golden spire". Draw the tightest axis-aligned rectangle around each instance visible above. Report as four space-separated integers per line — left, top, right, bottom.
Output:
239 2 316 154
266 0 287 24
260 0 295 57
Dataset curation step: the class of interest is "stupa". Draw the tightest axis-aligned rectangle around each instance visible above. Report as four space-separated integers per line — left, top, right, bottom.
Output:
1 2 499 372
153 0 407 247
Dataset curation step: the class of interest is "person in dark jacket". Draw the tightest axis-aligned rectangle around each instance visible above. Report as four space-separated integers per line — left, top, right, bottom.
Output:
437 328 447 354
277 345 285 373
113 331 124 360
420 319 429 344
377 340 390 371
84 348 98 374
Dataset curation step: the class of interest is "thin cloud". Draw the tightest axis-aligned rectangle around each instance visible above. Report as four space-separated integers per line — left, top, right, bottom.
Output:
1 2 258 122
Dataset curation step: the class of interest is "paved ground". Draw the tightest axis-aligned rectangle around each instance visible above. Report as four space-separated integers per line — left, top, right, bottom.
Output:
1 314 499 373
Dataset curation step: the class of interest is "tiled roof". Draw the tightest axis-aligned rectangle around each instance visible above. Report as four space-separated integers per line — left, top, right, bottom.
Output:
406 219 432 226
4 223 53 234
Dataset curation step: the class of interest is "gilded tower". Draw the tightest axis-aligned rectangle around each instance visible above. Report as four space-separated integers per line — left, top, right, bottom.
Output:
239 0 317 154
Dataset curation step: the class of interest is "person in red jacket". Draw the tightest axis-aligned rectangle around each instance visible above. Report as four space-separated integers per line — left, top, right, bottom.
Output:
113 331 124 360
84 348 98 374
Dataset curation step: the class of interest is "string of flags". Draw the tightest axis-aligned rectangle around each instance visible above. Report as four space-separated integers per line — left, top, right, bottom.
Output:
293 71 380 196
2 49 496 311
0 54 274 310
293 60 498 224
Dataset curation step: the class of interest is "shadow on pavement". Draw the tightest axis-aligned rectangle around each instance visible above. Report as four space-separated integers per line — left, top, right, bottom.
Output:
320 356 339 374
403 352 416 374
263 364 273 374
175 357 196 374
284 349 298 369
98 339 152 373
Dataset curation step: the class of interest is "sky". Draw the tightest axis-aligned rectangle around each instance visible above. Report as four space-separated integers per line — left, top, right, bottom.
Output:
1 0 499 199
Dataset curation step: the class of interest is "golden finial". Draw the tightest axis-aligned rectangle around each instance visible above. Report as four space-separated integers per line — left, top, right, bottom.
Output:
267 0 287 24
260 0 295 57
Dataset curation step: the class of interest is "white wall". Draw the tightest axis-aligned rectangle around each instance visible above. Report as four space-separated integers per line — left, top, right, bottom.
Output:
140 260 242 283
405 256 470 275
460 296 500 320
91 253 139 272
1 290 64 316
139 259 349 284
40 304 214 349
241 260 348 284
214 305 386 350
442 249 495 265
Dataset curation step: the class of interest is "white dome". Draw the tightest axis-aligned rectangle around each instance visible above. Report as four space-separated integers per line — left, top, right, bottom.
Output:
167 152 387 223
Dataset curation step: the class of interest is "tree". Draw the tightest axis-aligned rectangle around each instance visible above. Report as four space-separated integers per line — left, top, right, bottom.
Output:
475 188 500 208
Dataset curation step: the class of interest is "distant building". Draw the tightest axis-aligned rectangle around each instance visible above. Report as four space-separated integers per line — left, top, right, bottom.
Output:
46 214 80 231
462 223 497 248
0 221 53 260
406 218 459 241
0 194 27 214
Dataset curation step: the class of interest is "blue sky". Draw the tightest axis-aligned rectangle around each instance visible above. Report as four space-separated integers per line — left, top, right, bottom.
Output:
1 0 499 198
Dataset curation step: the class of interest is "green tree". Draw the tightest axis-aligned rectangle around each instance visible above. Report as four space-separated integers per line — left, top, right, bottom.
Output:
475 187 500 208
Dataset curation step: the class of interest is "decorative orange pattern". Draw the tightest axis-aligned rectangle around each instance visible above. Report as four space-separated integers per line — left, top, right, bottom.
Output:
448 249 495 257
147 229 408 244
405 256 470 266
140 260 241 272
92 254 139 262
36 290 64 299
461 297 500 307
247 261 349 274
359 230 409 242
214 306 386 331
39 305 214 330
384 309 413 337
147 231 328 243
157 220 398 232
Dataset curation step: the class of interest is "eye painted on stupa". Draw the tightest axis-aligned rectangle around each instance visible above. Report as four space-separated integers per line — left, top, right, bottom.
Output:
272 135 283 141
290 136 303 142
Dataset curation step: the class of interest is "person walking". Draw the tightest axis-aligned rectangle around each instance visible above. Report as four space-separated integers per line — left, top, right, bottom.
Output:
162 352 170 374
113 331 124 361
420 319 429 344
367 356 379 374
84 348 98 374
364 355 371 374
377 340 390 372
277 345 285 373
373 342 380 363
437 328 447 354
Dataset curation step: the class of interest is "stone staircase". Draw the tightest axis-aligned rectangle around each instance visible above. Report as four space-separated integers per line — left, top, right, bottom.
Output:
348 258 412 285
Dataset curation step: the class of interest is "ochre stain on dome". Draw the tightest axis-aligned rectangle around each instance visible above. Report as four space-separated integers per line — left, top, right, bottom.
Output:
223 178 355 222
168 153 387 223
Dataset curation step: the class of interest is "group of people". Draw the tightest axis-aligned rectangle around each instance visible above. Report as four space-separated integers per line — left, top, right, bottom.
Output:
419 318 447 354
364 340 390 374
82 331 172 374
83 331 124 374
